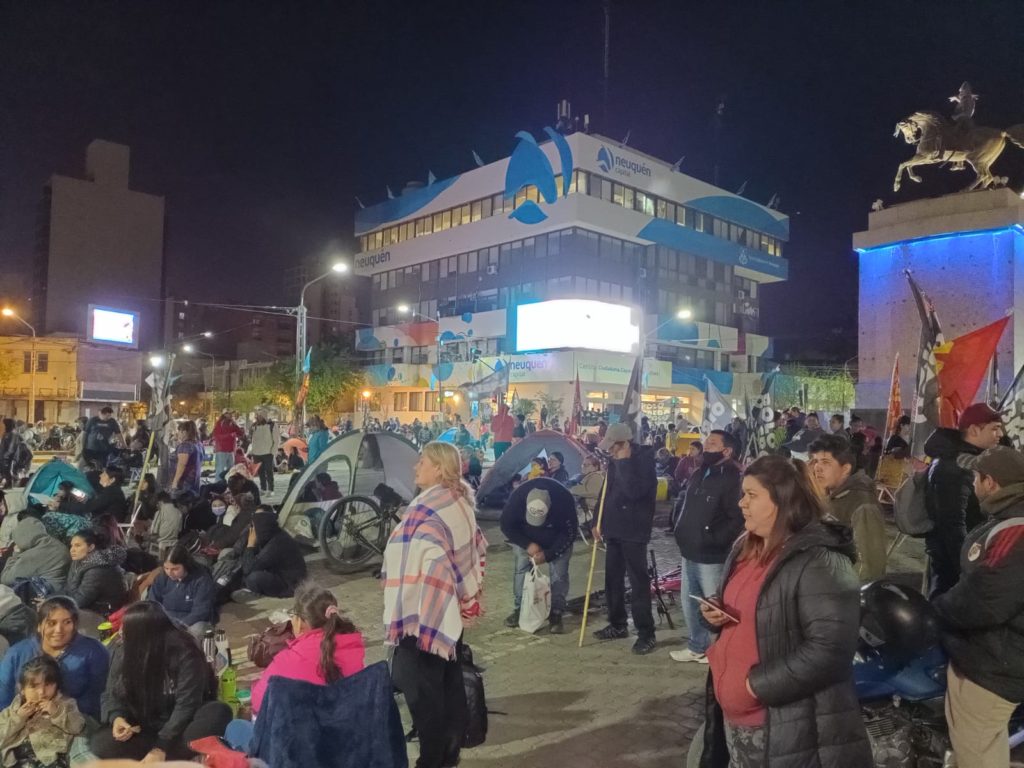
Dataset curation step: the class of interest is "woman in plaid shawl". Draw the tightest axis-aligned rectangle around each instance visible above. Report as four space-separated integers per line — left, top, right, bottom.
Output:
383 442 486 768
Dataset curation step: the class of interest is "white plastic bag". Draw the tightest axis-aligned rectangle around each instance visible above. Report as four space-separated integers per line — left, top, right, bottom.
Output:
519 563 551 633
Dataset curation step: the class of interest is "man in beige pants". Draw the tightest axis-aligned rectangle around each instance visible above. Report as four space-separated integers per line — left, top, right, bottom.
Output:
934 446 1024 768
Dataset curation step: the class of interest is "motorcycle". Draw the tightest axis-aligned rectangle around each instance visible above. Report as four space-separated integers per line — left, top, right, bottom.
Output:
686 581 1024 767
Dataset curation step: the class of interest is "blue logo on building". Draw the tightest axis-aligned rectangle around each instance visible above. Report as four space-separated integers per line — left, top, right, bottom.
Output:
503 127 573 224
597 145 614 173
595 144 652 177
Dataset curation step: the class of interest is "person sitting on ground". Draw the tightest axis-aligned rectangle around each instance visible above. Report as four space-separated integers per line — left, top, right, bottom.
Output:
147 544 218 640
48 482 85 517
500 480 577 634
134 473 160 522
137 492 183 562
527 457 548 480
207 492 257 552
547 451 570 484
569 455 605 511
0 517 71 593
250 581 365 716
0 585 37 653
0 597 109 722
0 655 85 768
287 446 305 471
314 473 341 501
40 502 92 547
80 467 128 523
90 601 232 762
808 435 888 583
275 448 289 472
63 530 128 626
232 507 307 600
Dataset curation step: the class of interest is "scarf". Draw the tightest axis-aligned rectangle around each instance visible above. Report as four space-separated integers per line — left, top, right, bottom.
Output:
382 484 487 659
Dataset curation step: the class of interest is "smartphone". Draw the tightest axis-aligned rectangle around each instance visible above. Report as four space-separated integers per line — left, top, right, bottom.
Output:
689 594 739 623
69 488 88 501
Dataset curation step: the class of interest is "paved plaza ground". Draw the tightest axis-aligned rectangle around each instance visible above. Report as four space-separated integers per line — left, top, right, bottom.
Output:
216 501 927 767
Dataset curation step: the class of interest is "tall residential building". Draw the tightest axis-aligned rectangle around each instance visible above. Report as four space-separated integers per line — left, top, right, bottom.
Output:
353 126 790 424
33 140 166 350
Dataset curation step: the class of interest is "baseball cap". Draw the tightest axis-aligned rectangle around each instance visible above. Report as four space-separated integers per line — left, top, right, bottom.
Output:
958 403 1003 431
525 488 551 526
966 446 1024 487
597 422 634 451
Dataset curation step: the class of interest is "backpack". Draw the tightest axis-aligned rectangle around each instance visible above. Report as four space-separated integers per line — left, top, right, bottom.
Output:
11 442 31 474
894 466 934 537
460 643 488 748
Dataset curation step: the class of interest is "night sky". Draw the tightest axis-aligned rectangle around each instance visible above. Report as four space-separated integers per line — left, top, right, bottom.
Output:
3 1 1023 358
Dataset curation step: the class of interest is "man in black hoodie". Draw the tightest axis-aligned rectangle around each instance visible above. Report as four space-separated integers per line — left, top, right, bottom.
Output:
670 429 743 663
933 446 1024 767
591 422 658 655
924 403 1004 597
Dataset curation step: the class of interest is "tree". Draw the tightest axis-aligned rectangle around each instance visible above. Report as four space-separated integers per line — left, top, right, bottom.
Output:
515 397 537 419
305 351 364 414
0 353 18 390
537 392 564 423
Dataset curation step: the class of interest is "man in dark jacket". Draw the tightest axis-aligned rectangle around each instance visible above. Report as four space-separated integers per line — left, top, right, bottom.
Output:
924 402 1004 597
933 446 1024 767
500 478 576 634
670 430 742 663
592 422 658 655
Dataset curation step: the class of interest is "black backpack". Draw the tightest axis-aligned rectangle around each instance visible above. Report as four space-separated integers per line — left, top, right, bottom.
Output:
460 643 488 748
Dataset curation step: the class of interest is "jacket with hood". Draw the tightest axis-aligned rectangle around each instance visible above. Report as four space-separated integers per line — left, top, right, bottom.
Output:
81 483 129 523
250 627 366 715
699 521 871 768
236 513 307 591
491 406 515 444
250 421 276 456
212 418 244 453
600 443 657 544
824 470 888 582
500 478 577 563
1 518 70 591
673 459 744 564
934 482 1024 702
148 566 218 627
64 548 128 614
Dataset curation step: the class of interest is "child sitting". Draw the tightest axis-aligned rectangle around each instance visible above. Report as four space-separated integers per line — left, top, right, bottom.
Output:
0 656 84 768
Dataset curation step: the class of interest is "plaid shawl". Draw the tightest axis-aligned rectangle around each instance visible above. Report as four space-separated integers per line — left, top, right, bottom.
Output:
382 484 487 660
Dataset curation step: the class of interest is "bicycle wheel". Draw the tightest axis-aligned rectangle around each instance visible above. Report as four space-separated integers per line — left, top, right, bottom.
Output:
318 495 387 574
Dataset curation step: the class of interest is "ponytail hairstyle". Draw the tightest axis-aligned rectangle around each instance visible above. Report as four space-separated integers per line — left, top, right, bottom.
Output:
420 441 471 500
291 581 357 684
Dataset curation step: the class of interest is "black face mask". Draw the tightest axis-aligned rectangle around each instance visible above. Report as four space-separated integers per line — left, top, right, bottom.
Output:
702 450 725 465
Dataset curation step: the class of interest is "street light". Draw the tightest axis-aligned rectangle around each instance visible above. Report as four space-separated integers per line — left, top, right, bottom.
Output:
182 344 219 409
2 308 37 422
296 260 349 426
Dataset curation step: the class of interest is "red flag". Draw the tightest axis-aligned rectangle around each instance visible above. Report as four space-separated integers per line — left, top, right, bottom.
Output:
935 316 1009 427
884 354 903 438
567 371 582 436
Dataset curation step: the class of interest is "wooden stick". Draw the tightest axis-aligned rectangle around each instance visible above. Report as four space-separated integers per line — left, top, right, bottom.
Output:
577 470 609 648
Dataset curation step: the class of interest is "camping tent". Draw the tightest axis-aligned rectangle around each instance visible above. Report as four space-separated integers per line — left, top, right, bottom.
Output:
436 428 458 444
476 430 590 508
277 430 419 540
24 458 94 506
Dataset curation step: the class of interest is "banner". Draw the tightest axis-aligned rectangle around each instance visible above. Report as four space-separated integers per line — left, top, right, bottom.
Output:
745 366 780 458
620 357 643 436
567 371 583 436
905 270 943 460
701 377 735 437
883 353 903 445
1000 364 1024 450
934 315 1009 427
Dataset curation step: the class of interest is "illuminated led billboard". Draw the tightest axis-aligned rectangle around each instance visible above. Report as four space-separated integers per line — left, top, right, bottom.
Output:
87 305 140 348
513 299 640 354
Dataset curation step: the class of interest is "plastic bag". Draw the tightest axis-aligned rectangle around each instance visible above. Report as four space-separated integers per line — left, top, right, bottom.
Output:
518 563 551 634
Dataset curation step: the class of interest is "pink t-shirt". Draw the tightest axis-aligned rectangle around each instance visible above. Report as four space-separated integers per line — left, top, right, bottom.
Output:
707 557 772 727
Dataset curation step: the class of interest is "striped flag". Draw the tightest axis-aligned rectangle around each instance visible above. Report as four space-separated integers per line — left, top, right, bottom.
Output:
905 270 943 460
620 356 643 436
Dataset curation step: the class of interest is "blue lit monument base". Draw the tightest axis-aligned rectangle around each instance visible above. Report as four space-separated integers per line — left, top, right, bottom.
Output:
854 188 1024 409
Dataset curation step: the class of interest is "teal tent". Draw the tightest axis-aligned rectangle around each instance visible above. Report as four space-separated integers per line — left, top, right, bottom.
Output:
24 459 94 504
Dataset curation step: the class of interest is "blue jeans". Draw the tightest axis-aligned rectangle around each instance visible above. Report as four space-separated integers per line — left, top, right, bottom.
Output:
215 451 234 479
512 544 571 615
680 558 724 654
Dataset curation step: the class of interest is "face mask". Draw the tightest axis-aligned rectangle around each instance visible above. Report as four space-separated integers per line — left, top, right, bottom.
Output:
702 451 724 465
212 503 227 517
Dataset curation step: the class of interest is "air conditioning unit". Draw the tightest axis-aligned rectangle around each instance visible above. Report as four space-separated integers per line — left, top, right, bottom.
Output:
485 264 499 275
638 267 647 278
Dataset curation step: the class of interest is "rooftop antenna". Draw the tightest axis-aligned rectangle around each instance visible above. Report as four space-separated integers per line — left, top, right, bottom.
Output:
712 95 726 186
472 150 484 167
427 170 437 185
386 185 395 200
736 179 748 196
556 100 572 133
603 0 611 128
620 128 631 147
766 192 780 209
583 113 591 133
354 196 365 209
670 155 685 172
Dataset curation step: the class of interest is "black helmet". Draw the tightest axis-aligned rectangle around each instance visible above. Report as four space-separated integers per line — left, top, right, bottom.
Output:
859 580 941 663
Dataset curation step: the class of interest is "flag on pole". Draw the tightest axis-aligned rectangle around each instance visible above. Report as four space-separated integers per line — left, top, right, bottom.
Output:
701 376 735 437
746 366 780 457
296 349 312 407
1000 363 1024 450
509 387 520 414
567 370 583 436
934 315 1010 427
884 353 903 441
905 270 943 459
619 356 643 436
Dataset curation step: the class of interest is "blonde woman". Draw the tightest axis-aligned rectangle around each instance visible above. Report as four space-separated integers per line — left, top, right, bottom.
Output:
383 442 487 768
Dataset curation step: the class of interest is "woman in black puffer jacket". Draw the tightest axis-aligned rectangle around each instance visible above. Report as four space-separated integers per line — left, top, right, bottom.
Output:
65 529 128 618
696 455 871 768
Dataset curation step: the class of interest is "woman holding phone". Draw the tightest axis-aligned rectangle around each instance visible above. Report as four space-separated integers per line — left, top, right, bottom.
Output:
695 455 870 767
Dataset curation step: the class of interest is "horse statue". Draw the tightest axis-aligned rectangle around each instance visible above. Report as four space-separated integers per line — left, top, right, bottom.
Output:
893 111 1024 192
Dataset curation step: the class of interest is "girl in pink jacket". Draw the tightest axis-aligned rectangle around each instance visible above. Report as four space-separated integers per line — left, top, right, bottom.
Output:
251 582 366 715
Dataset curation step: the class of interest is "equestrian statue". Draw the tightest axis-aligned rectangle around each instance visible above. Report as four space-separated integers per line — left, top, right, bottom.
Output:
893 82 1024 192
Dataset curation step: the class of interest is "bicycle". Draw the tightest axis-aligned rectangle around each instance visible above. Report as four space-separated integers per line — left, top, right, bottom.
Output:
318 483 407 574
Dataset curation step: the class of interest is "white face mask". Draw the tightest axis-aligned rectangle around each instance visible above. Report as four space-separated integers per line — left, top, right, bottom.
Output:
212 503 227 517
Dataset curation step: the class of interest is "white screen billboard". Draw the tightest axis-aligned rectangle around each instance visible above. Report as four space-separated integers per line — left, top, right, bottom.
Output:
87 305 140 348
514 299 640 354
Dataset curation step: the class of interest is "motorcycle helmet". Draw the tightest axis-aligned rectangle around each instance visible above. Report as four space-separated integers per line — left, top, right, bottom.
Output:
859 580 941 664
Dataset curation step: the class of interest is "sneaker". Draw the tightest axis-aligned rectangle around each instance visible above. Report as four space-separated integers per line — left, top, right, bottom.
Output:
669 649 709 664
593 624 630 641
548 613 565 634
231 588 258 604
632 636 657 655
504 611 520 628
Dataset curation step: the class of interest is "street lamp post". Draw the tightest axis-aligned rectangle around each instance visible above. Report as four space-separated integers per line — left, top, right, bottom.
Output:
2 308 37 423
181 344 217 416
397 304 447 422
295 262 349 428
